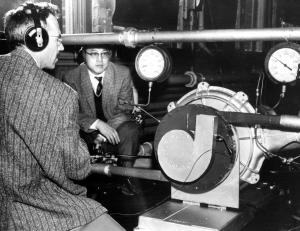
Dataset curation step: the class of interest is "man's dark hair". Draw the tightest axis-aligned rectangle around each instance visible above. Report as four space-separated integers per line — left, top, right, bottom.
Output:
4 1 60 49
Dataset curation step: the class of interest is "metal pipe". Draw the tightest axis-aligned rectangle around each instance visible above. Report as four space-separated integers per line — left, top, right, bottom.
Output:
62 33 121 45
91 163 168 182
220 111 300 130
135 28 300 43
62 27 300 47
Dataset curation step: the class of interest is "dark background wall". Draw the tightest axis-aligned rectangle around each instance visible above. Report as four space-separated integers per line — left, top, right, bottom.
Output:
113 0 179 30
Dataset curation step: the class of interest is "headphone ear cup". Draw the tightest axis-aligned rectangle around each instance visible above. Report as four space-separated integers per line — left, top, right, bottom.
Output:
24 27 49 51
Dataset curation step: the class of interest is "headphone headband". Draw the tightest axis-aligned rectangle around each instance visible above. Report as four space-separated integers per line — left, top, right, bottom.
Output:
24 3 42 29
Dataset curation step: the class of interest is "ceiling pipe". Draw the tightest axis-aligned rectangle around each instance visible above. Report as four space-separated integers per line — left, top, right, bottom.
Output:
62 27 300 47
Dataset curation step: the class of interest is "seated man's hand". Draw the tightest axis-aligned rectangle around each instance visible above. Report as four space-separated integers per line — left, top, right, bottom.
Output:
93 133 107 149
95 120 120 145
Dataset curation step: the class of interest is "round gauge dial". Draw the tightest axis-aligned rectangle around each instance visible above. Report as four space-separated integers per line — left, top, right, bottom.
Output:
265 42 300 83
135 45 172 82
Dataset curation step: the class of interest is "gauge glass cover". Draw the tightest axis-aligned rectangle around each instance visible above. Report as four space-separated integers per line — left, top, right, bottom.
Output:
268 47 300 83
136 48 165 80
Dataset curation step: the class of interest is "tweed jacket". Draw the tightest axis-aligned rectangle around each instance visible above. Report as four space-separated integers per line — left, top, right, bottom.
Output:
63 62 134 132
0 48 106 231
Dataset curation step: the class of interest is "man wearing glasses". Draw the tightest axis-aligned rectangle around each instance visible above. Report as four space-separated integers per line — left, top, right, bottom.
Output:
63 45 141 196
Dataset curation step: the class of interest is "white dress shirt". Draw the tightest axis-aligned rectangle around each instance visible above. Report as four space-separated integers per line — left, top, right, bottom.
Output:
88 69 105 95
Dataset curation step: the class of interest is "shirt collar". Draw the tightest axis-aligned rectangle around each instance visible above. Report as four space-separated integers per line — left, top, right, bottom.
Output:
87 69 105 79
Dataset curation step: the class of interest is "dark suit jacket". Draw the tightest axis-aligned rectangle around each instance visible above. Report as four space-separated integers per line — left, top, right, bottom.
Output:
0 48 106 231
63 62 134 132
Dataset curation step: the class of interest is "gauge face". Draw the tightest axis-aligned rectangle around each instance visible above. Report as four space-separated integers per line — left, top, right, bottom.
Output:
265 43 300 83
136 48 165 80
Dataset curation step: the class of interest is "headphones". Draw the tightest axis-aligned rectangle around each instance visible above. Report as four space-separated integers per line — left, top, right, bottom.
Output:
24 3 49 51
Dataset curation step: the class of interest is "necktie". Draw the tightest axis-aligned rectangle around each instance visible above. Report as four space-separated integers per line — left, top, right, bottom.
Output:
95 76 102 96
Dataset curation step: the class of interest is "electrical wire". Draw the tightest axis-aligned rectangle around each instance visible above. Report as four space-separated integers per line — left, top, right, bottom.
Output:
277 141 300 152
271 94 283 110
254 125 278 159
253 72 299 165
181 149 211 184
216 134 234 156
254 125 300 168
136 106 161 123
255 71 264 113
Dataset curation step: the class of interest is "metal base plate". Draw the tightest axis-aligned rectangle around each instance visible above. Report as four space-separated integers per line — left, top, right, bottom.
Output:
134 200 251 231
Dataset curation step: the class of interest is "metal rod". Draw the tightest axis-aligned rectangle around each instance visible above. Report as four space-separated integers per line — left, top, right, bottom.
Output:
91 163 168 182
62 27 300 47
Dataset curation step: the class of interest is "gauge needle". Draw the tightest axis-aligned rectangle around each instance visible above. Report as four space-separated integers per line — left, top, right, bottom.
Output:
273 56 292 71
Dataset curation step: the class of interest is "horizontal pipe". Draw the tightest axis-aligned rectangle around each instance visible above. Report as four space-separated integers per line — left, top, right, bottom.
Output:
62 33 121 45
280 115 300 130
135 28 300 43
166 74 193 86
220 112 300 130
62 27 300 47
91 163 168 182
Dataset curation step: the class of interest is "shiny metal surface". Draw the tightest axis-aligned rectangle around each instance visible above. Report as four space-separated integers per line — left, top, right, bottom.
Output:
135 200 246 231
62 27 300 47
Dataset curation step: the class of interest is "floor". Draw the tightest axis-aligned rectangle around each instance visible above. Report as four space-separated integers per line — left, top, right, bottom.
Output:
85 161 300 231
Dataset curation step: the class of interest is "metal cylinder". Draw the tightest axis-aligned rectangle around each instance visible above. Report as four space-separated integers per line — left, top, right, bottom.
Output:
91 163 168 182
62 27 300 47
280 115 300 130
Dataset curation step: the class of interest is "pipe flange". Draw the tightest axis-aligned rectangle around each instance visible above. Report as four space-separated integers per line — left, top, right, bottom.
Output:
119 27 137 47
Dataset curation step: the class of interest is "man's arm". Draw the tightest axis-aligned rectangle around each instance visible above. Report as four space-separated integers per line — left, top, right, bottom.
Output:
59 90 92 180
63 69 98 132
117 67 134 112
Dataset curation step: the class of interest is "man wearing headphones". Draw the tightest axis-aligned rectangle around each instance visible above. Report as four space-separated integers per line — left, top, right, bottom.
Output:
0 2 125 231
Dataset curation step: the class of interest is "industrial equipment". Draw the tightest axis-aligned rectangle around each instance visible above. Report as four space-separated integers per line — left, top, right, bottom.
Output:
134 81 300 230
70 28 300 231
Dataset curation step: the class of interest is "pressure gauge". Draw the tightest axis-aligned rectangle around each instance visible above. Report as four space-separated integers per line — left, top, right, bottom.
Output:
264 42 300 83
135 45 172 82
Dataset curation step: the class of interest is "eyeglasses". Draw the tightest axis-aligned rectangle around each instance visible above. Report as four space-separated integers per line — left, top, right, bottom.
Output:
49 34 63 46
85 51 111 60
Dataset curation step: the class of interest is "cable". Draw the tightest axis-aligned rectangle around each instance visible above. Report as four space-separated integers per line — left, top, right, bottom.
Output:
254 125 278 159
271 85 286 110
259 72 265 107
271 96 282 110
277 141 300 152
133 82 153 107
254 126 300 168
216 134 234 156
136 106 161 123
181 149 211 184
255 71 265 113
171 149 212 198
